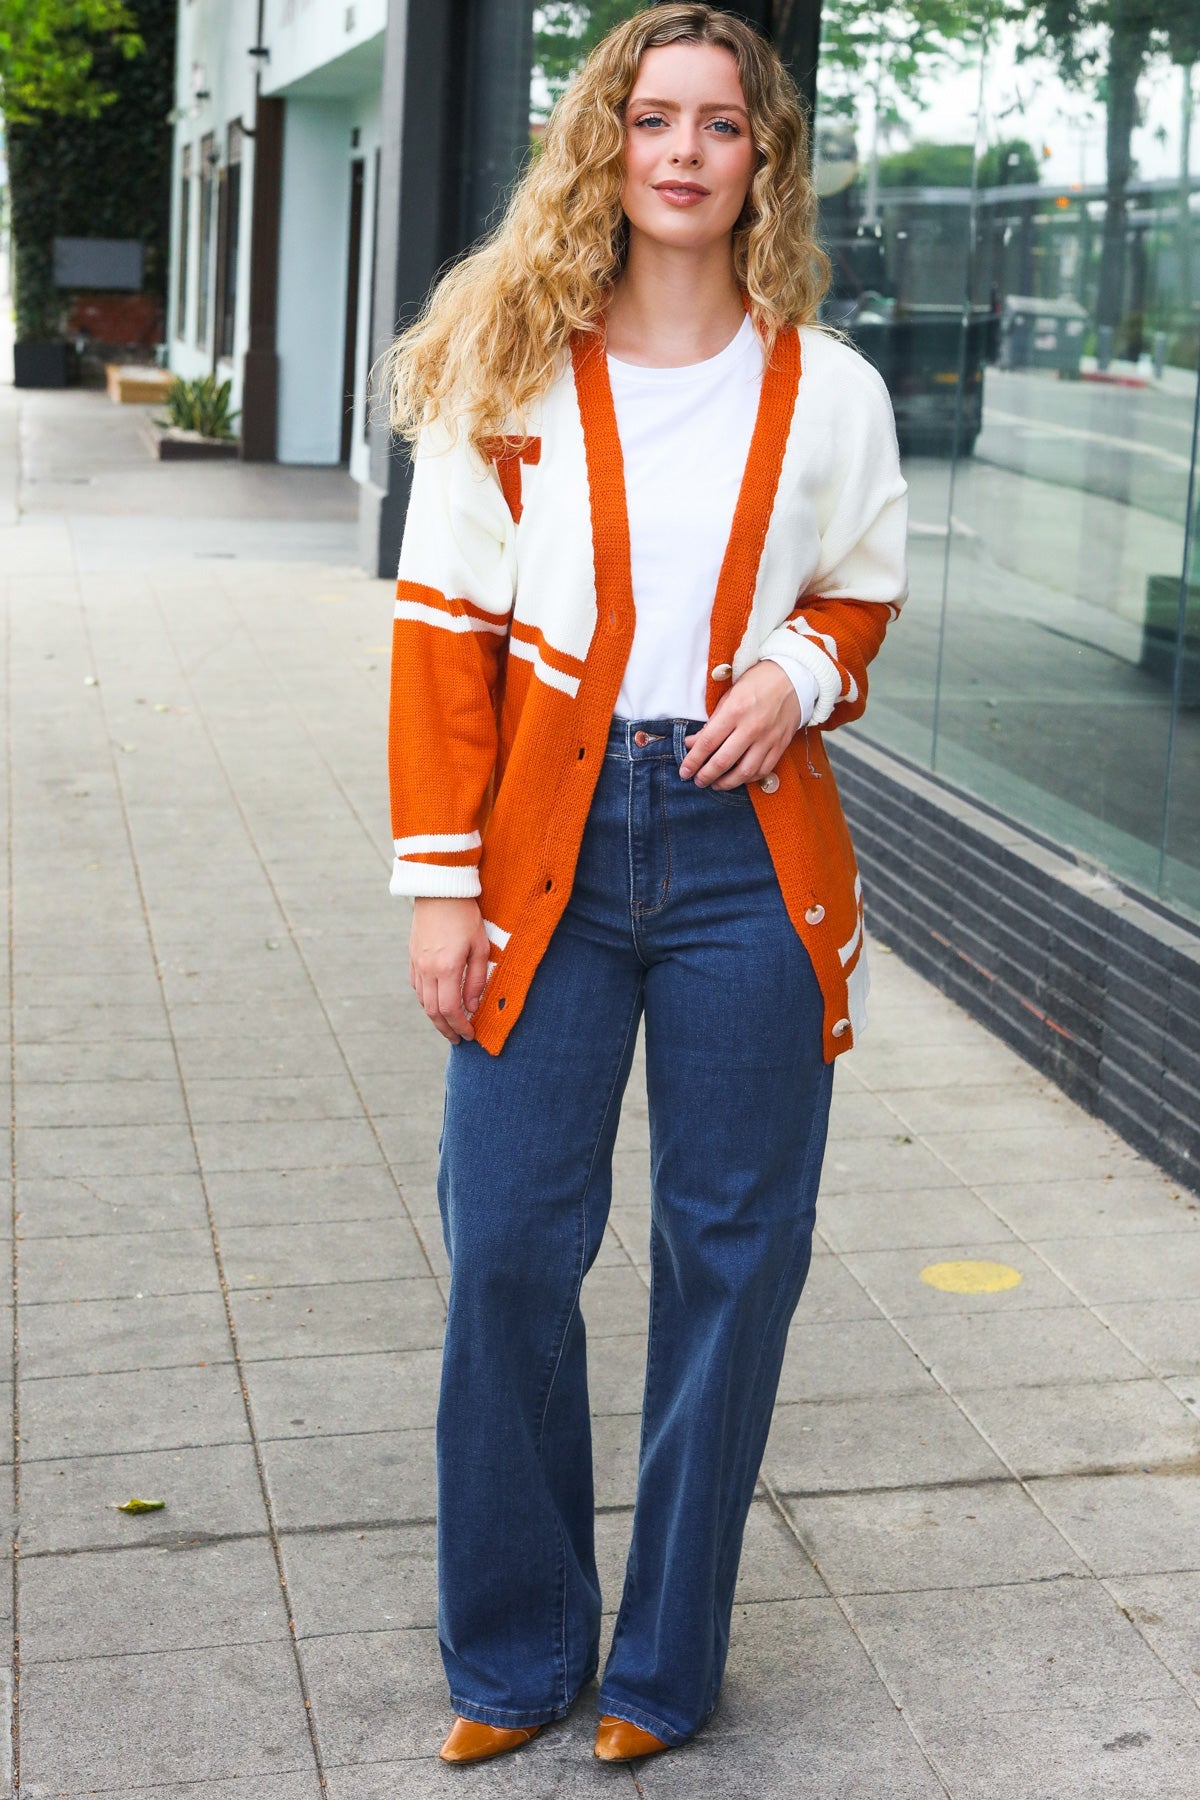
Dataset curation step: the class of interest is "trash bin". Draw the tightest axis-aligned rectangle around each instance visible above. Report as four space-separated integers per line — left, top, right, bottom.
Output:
1000 295 1088 375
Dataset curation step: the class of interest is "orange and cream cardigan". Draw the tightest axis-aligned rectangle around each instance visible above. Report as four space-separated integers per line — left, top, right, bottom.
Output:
387 322 909 1059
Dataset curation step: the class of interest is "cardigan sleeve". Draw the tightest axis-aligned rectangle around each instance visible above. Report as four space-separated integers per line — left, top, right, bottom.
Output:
758 353 908 731
387 420 516 898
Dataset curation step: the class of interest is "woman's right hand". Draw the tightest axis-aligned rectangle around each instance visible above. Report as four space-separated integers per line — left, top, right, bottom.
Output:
409 897 491 1044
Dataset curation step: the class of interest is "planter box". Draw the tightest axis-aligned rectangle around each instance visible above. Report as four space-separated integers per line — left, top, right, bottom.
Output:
143 420 240 461
13 341 78 388
107 363 174 405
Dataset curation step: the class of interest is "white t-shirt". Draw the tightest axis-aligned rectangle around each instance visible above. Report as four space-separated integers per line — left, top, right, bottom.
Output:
607 312 819 725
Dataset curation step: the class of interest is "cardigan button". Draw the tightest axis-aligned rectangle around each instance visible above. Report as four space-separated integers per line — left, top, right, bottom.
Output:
758 771 780 794
711 663 733 681
831 1017 851 1039
805 903 825 924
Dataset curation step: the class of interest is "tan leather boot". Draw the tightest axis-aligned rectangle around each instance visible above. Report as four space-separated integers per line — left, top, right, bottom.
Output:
594 1714 671 1761
439 1717 542 1763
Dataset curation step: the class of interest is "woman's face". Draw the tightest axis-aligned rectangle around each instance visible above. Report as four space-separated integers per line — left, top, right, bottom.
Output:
621 42 757 251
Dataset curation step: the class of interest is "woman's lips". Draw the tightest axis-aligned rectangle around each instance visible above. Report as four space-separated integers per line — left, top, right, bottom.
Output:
652 183 710 207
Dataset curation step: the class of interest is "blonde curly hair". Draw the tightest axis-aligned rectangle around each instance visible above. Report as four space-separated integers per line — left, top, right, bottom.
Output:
376 2 829 457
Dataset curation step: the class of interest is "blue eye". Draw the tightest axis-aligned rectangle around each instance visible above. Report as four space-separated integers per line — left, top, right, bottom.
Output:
633 113 667 128
710 118 741 135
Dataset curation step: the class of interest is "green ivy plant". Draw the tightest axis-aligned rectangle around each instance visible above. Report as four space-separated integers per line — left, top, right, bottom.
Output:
157 375 240 441
0 1 142 125
6 0 172 343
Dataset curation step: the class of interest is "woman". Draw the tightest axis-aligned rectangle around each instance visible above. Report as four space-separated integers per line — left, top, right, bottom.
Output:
381 2 907 1767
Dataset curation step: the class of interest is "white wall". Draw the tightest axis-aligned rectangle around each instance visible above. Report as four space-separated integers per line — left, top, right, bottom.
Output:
275 98 356 464
167 0 257 405
262 0 387 97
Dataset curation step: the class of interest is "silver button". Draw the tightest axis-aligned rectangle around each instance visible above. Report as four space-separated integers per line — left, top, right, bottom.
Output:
758 771 780 794
711 663 733 681
805 903 825 924
831 1017 851 1038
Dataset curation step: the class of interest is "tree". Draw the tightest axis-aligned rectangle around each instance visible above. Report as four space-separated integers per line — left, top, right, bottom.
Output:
0 0 142 124
1028 1 1197 335
533 1 645 112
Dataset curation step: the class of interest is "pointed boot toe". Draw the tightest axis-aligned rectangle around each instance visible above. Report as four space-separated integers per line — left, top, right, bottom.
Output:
594 1715 671 1761
439 1717 542 1763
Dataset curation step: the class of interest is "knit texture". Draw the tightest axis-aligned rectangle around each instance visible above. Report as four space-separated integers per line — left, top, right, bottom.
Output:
387 324 909 1056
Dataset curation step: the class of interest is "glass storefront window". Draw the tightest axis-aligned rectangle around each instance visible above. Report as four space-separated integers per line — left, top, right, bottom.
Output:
813 0 1200 923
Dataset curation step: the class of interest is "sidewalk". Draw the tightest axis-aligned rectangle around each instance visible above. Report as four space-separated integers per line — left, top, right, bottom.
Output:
2 377 1199 1800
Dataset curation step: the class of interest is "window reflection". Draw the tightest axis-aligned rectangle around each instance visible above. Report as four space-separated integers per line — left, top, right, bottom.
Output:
815 0 1200 920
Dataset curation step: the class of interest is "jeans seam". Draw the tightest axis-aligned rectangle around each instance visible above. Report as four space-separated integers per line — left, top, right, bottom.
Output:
534 977 644 1711
603 1210 664 1674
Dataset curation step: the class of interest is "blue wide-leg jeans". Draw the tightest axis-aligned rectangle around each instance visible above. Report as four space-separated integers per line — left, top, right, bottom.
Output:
435 717 834 1745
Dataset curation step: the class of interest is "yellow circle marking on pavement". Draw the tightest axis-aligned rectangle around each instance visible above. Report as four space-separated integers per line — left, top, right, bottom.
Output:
919 1259 1023 1294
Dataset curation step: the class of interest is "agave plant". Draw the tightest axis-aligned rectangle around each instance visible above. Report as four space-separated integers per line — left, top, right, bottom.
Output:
157 374 240 440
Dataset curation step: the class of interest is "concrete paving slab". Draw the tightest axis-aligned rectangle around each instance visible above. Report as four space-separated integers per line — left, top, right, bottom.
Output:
1097 1300 1200 1377
248 1348 441 1442
282 1520 439 1637
262 1429 437 1531
19 1289 233 1379
776 1316 935 1404
783 1479 1084 1595
191 1117 385 1174
978 1176 1200 1240
18 1226 219 1305
635 1598 947 1798
14 1078 188 1128
817 1133 964 1196
298 1623 452 1765
230 1276 445 1362
14 1173 210 1236
220 1216 430 1288
917 1697 1200 1800
580 1264 650 1338
21 1362 249 1460
888 1081 1092 1137
960 1377 1200 1478
15 1122 197 1179
587 1334 648 1417
18 1641 312 1792
1106 1571 1200 1700
37 1778 321 1800
791 1254 885 1324
183 1074 367 1123
1029 1472 1200 1577
843 1240 1076 1318
922 1124 1151 1189
816 1183 1018 1253
764 1391 1005 1495
20 1536 286 1664
1031 1230 1200 1304
846 1576 1181 1717
323 1748 628 1799
17 1441 267 1556
203 1166 409 1228
896 1304 1149 1391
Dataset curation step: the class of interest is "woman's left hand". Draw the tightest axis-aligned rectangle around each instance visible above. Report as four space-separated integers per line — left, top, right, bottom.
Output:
679 660 802 790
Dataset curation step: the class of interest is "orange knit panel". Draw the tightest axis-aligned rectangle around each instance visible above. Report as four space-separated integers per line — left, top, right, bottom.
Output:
481 435 542 525
388 583 508 856
704 328 801 716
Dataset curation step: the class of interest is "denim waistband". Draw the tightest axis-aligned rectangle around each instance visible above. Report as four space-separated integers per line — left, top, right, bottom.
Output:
606 717 707 761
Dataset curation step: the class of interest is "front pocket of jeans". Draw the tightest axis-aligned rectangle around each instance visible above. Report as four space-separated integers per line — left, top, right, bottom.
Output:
704 780 753 808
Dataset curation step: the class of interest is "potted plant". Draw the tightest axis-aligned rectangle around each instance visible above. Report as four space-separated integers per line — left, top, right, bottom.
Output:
148 374 241 459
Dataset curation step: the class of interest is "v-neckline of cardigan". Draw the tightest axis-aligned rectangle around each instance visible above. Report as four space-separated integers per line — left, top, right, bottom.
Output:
569 317 801 708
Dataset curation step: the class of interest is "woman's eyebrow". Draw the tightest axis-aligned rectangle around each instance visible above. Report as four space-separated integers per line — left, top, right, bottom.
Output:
627 95 750 118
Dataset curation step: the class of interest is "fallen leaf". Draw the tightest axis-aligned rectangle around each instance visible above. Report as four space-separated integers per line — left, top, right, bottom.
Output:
115 1497 165 1513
